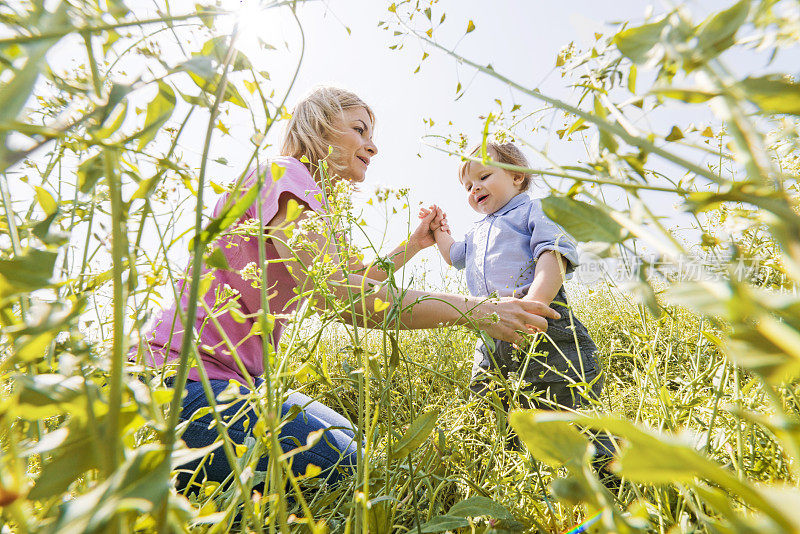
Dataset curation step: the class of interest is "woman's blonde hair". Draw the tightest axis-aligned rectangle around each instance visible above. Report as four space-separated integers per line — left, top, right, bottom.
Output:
459 142 532 190
280 86 374 176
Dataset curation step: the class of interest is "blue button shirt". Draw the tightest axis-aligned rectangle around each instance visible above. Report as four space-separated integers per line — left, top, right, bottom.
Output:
449 193 580 298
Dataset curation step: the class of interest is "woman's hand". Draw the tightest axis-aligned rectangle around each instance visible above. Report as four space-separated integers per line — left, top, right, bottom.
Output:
411 205 441 250
474 297 560 345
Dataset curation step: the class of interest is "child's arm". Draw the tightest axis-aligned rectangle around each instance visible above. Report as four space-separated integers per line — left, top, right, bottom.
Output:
420 206 456 265
522 250 569 305
433 227 455 266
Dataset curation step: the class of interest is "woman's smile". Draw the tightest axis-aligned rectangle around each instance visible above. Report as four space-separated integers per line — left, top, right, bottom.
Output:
331 106 377 182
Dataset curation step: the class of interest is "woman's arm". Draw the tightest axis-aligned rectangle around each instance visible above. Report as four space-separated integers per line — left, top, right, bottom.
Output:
523 250 569 305
269 200 559 343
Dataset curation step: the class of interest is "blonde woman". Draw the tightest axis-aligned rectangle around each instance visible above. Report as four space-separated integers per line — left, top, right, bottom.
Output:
139 87 560 491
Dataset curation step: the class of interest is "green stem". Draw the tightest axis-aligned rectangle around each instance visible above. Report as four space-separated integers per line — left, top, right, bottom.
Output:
163 25 240 458
0 12 225 47
425 142 691 195
408 26 726 186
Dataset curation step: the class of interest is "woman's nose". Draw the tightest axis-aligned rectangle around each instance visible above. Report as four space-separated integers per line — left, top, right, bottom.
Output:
365 138 378 156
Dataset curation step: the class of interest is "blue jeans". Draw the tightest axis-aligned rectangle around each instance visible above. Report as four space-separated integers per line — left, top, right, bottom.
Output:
174 378 358 492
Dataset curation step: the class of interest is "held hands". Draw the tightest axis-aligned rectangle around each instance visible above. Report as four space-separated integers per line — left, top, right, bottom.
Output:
418 204 450 235
411 204 450 250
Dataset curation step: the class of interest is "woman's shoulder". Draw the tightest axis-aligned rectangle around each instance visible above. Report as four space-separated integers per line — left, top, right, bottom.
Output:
213 156 322 217
255 156 314 186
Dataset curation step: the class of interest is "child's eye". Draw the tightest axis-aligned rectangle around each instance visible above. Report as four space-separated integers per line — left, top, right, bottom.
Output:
480 174 490 181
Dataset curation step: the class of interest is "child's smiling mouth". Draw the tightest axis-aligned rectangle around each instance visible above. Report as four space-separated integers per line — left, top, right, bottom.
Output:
476 194 489 205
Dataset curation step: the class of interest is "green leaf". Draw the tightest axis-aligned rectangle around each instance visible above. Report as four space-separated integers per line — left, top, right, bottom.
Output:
540 413 796 530
728 315 800 383
508 410 589 467
695 0 750 59
222 82 248 108
741 76 800 116
129 174 161 202
196 3 216 28
613 18 667 64
284 198 303 222
0 248 57 294
175 56 248 109
449 496 515 520
199 36 252 71
191 182 260 249
388 333 400 368
665 125 684 141
14 330 56 363
271 161 286 182
173 57 228 106
0 2 67 126
174 55 216 79
565 118 587 137
102 28 120 54
204 246 230 271
390 410 439 460
627 64 637 93
78 154 105 194
28 424 97 501
0 44 46 125
419 515 469 533
665 281 731 317
137 81 176 150
593 97 619 153
34 186 57 216
541 197 626 243
47 445 172 534
32 210 68 245
14 374 87 420
653 88 720 103
96 99 128 139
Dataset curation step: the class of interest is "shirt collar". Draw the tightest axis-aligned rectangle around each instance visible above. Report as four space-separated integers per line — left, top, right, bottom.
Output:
480 193 528 221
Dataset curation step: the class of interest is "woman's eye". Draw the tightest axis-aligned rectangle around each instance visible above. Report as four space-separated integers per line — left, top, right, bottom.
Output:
354 126 364 134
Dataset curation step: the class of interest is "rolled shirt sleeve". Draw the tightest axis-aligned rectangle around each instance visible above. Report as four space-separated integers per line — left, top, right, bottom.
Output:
528 200 579 276
449 239 468 270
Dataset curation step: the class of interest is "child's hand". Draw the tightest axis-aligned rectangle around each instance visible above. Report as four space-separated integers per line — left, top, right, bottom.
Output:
422 205 451 235
433 207 451 235
419 204 456 266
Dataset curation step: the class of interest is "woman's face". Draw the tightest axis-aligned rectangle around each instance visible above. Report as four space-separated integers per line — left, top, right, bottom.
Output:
329 106 378 182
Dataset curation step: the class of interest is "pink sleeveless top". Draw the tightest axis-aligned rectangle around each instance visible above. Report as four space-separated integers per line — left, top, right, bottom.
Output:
141 156 324 382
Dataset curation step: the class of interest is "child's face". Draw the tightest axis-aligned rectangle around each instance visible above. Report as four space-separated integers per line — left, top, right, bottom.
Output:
460 159 524 215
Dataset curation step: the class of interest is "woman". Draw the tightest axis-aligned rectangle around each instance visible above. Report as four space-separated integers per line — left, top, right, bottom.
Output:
136 86 560 492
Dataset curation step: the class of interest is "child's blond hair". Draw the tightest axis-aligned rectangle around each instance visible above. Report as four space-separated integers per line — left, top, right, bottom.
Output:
459 142 532 190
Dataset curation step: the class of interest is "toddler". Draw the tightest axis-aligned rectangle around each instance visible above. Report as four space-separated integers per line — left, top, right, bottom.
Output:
423 142 616 479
